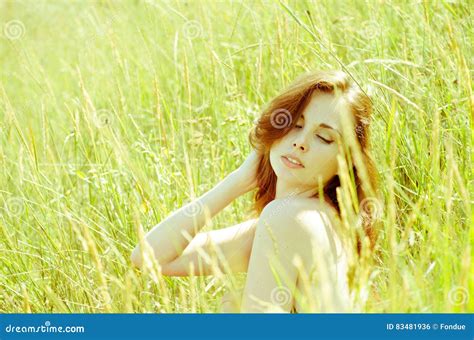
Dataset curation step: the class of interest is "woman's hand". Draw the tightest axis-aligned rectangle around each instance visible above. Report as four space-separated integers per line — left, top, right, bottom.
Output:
232 149 261 194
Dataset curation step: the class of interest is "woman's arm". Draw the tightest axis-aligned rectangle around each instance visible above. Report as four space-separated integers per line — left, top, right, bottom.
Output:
131 150 260 269
159 217 258 276
131 172 248 269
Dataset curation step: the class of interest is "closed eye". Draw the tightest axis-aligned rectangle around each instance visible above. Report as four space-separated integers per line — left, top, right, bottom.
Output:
317 135 333 144
295 125 333 144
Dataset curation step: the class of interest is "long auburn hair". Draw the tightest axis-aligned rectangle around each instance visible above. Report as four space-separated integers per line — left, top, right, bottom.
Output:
248 70 380 255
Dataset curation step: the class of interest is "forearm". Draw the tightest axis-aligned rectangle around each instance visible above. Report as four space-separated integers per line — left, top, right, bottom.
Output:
131 171 248 268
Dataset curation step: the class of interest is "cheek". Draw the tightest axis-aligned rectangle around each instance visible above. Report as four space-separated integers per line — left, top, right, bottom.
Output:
305 149 339 183
269 138 286 159
269 142 280 170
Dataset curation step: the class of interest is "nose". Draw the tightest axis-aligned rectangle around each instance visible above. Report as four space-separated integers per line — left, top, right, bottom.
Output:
293 136 308 152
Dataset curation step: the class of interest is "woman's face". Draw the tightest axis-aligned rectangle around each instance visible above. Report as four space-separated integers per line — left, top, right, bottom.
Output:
269 92 350 190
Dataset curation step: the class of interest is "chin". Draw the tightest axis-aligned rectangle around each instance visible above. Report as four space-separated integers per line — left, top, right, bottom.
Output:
275 166 305 186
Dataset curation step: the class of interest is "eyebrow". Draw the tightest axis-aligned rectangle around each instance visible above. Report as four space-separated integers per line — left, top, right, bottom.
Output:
300 114 341 135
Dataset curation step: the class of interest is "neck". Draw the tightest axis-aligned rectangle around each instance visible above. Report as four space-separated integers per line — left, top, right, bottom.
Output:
274 179 319 200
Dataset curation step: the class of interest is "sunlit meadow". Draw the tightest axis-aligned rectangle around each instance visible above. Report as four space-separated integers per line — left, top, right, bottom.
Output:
0 0 472 313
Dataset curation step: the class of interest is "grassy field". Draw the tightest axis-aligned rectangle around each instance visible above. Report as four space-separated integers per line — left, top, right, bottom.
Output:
0 0 472 313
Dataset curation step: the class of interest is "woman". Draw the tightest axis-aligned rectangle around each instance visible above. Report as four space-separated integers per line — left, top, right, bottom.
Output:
131 70 380 313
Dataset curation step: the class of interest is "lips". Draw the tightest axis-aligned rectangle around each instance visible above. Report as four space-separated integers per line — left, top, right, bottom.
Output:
281 154 304 168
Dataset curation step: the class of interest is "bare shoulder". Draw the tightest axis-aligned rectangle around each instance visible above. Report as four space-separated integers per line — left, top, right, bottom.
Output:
260 196 344 254
300 197 341 231
261 196 340 228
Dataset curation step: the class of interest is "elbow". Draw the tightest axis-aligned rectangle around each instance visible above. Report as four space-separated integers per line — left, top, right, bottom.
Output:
130 246 143 269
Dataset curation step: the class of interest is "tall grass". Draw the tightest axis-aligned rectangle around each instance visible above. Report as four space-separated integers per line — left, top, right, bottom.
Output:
0 0 471 313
